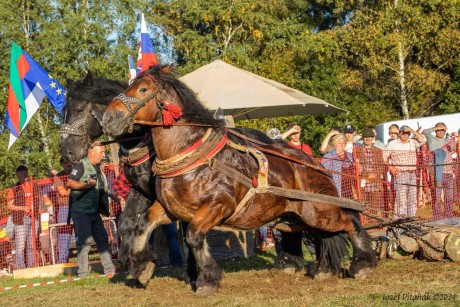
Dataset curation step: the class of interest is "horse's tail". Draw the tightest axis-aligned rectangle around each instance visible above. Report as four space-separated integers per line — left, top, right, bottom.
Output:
317 231 351 275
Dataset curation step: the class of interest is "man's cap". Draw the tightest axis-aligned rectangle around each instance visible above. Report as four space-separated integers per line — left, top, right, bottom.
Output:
343 124 356 133
361 127 375 138
399 125 410 132
266 128 281 139
15 165 28 172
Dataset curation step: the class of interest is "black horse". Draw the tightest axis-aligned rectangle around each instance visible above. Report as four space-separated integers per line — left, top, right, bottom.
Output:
61 72 310 282
61 72 156 266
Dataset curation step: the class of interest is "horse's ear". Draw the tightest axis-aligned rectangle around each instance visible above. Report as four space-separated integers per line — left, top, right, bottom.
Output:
161 64 173 74
82 70 94 86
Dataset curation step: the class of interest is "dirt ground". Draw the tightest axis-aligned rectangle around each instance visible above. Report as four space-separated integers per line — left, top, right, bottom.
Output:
1 252 459 307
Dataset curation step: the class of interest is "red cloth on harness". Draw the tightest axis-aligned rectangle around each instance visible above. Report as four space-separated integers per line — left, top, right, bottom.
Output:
113 171 131 200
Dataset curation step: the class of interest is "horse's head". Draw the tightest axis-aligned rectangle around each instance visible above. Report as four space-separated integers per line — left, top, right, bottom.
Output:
102 65 180 138
61 71 127 163
103 65 224 139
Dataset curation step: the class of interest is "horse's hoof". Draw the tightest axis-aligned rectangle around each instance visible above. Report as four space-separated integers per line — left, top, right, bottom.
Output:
181 272 191 284
196 285 218 296
313 272 333 281
137 262 155 286
353 267 373 280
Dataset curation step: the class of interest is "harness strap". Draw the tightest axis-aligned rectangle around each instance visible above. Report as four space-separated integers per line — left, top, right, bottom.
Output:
265 186 364 211
210 158 364 225
121 144 155 166
154 129 228 177
225 140 269 190
119 133 155 166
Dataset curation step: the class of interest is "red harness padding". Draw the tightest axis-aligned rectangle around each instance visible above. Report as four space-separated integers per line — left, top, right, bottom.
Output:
156 132 229 178
128 147 156 166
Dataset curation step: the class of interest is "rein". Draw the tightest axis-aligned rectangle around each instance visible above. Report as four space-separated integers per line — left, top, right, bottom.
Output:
100 136 144 146
134 120 212 127
226 129 328 174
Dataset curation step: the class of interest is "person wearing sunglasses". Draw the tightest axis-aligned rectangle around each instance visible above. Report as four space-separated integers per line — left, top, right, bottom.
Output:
423 122 455 219
383 125 426 219
422 122 449 151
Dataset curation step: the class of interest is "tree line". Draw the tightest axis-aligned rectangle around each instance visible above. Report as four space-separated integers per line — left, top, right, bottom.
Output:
0 0 458 188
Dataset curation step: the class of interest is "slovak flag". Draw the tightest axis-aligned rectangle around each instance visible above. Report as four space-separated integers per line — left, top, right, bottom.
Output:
6 42 66 149
128 55 137 83
136 13 158 74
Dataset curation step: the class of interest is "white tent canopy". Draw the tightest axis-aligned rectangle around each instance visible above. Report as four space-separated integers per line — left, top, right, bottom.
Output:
179 60 345 121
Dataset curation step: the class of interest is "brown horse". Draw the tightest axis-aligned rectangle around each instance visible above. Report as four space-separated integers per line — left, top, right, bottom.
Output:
102 65 376 294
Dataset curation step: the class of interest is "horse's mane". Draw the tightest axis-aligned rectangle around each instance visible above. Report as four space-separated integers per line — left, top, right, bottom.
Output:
65 76 127 112
138 65 225 129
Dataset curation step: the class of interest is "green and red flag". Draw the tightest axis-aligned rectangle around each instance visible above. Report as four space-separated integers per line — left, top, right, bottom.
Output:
6 42 66 148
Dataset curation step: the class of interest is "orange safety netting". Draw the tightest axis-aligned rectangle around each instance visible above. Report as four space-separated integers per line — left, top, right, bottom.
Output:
0 165 121 273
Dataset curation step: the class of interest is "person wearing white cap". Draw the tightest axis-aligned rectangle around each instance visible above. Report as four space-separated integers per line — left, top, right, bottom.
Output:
383 125 426 219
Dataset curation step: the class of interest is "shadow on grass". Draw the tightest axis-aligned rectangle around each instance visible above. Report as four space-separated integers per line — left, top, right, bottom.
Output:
110 247 316 288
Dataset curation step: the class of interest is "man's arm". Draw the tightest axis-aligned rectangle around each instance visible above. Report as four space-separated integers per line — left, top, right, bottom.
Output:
423 127 435 139
402 126 427 144
7 190 30 213
65 162 96 190
411 128 427 144
54 177 70 197
280 126 300 140
320 130 339 154
66 178 96 190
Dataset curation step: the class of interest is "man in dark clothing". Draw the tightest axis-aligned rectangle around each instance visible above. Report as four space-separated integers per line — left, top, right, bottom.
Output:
66 141 115 277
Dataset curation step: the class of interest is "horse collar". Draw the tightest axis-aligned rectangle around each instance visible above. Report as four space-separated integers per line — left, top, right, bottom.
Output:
153 128 228 177
119 133 156 166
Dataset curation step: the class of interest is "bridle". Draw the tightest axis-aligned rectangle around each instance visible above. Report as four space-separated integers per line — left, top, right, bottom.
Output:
60 103 104 150
61 103 103 137
114 79 164 133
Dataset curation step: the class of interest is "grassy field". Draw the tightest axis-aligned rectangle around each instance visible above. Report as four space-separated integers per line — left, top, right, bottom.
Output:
0 250 459 307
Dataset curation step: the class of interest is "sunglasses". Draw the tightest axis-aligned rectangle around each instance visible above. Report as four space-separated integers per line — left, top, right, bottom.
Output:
436 129 446 132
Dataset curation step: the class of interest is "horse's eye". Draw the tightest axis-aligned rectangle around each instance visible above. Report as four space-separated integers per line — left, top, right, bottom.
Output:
139 88 148 93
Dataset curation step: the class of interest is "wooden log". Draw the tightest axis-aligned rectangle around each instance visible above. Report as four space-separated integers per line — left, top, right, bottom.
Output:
399 235 419 253
419 232 449 261
378 241 388 260
444 231 460 263
389 246 414 260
